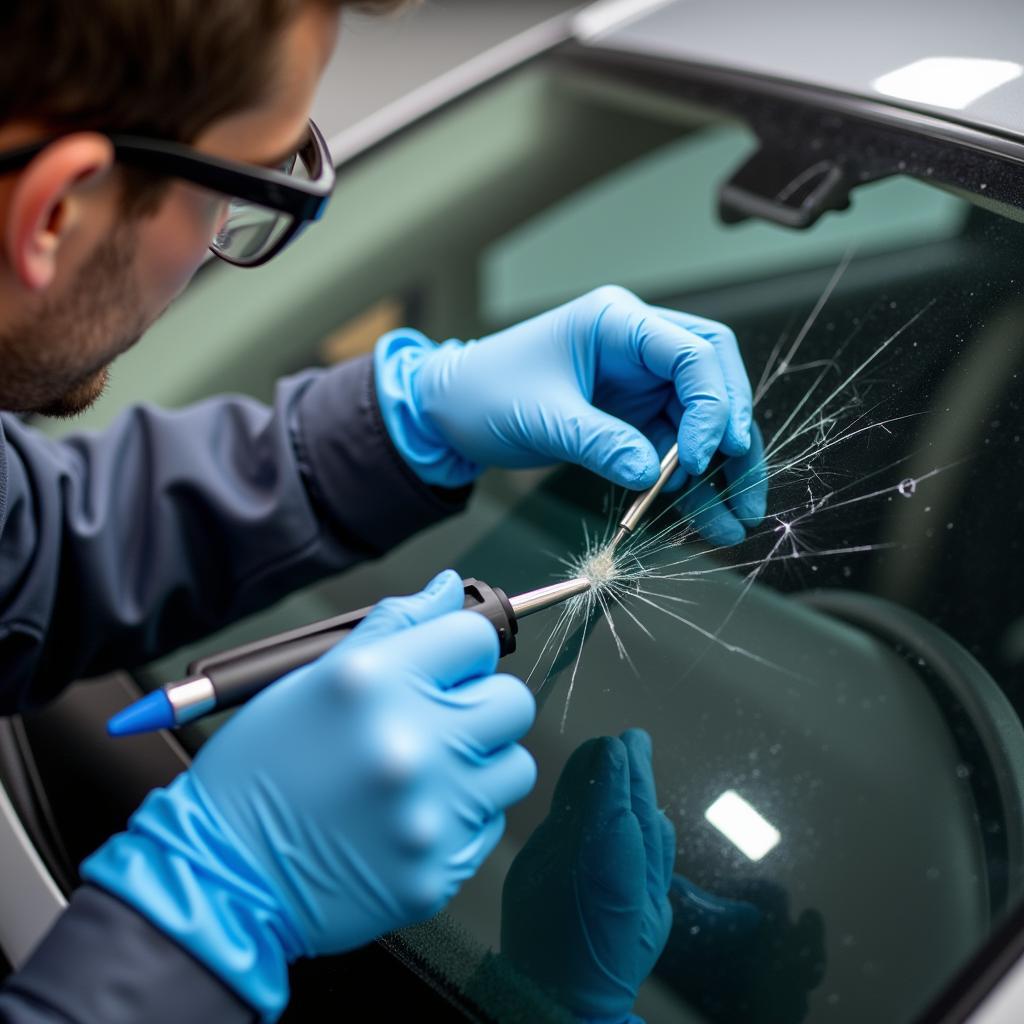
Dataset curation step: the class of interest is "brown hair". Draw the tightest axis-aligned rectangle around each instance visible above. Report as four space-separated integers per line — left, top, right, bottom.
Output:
0 0 414 208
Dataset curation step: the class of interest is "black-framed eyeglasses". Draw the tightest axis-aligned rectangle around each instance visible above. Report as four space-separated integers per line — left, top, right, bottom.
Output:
0 119 335 267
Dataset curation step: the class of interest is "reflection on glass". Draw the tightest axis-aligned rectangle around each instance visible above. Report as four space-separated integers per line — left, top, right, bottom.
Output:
657 877 826 1024
496 734 823 1023
705 791 781 862
500 730 675 1022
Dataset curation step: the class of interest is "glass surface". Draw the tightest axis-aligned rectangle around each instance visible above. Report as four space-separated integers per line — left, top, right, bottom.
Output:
97 61 1024 1023
211 152 304 263
212 201 294 262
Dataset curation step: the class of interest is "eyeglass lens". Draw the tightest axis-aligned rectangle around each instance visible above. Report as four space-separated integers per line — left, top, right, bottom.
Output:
210 143 314 264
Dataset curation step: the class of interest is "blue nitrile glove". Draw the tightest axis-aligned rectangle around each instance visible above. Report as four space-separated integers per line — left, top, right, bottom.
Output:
375 285 767 546
501 729 675 1024
82 570 537 1022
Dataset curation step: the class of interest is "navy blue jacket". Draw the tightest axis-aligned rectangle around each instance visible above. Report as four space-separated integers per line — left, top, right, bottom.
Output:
0 356 468 1022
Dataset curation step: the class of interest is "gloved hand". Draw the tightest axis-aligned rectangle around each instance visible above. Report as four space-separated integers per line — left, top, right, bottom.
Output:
501 729 675 1023
82 570 537 1022
375 285 767 546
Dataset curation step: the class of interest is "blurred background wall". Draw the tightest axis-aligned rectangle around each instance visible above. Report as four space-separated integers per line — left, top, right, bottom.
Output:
313 0 582 137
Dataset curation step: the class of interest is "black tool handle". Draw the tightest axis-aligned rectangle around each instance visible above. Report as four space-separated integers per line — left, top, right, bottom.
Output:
186 578 518 713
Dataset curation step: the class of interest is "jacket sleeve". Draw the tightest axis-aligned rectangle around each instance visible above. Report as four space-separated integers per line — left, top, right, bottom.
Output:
0 355 469 710
0 886 255 1024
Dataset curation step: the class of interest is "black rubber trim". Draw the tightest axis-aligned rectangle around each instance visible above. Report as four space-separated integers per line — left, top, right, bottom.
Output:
0 716 76 895
797 592 1024 1023
556 45 1024 215
563 44 1024 165
17 672 190 873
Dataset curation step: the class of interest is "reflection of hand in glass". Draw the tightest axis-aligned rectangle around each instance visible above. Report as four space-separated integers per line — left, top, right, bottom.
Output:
501 729 675 1023
656 877 826 1024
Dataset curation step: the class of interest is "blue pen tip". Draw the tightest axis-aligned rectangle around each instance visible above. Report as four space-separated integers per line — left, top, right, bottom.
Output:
107 690 175 737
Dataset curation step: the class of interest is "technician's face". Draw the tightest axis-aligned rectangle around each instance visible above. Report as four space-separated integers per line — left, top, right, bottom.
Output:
0 6 338 417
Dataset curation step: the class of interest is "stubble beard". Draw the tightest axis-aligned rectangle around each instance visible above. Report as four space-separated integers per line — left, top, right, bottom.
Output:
0 225 147 418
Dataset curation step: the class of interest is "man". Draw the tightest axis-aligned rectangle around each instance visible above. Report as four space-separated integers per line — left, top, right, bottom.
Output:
0 2 764 1021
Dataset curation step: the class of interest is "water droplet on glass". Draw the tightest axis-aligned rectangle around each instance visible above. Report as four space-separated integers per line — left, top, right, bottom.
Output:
956 764 972 779
898 478 916 498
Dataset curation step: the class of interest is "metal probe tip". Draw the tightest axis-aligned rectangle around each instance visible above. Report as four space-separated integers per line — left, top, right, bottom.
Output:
509 577 592 619
609 444 680 553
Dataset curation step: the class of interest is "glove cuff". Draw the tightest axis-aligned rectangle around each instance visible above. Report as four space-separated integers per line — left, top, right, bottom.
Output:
374 328 483 488
81 772 305 1023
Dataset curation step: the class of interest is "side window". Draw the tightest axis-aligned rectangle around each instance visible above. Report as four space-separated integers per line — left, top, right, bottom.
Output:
482 125 967 325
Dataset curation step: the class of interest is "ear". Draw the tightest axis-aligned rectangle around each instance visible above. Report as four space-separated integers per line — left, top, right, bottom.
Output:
4 133 115 292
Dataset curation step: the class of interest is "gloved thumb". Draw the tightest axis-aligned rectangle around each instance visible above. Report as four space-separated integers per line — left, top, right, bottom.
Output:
344 569 466 648
544 395 660 490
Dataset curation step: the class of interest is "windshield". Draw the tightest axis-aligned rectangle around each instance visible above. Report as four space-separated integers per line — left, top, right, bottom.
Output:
71 56 1024 1024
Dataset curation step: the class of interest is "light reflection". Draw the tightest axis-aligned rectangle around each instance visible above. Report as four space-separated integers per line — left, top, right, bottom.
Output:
705 790 781 861
872 57 1023 111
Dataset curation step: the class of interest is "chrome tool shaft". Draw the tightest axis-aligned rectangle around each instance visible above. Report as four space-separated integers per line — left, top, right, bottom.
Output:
509 577 592 618
609 444 679 551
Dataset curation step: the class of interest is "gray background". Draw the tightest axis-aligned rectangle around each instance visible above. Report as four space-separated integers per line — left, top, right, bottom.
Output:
313 0 581 137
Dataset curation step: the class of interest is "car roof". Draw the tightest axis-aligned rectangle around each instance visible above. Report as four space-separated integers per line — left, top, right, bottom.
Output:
576 0 1024 141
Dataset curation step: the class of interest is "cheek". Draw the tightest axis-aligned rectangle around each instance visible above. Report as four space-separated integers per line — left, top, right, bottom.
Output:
135 186 224 303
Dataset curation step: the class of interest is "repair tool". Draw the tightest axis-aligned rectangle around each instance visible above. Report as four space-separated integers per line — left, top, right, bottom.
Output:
610 443 680 551
107 575 592 737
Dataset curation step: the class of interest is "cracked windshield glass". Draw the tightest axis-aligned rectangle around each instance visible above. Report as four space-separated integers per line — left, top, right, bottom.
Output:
110 64 1024 1024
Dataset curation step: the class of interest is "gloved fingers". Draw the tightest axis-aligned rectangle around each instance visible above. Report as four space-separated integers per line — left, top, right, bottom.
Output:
385 609 500 689
608 301 732 477
676 477 747 548
474 744 538 814
342 569 465 650
640 418 764 536
620 729 667 894
547 738 606 826
578 742 645 896
667 334 732 479
587 289 732 478
652 305 754 457
535 392 661 490
642 414 688 494
449 673 536 755
720 421 769 526
580 737 633 836
427 813 507 898
463 812 507 875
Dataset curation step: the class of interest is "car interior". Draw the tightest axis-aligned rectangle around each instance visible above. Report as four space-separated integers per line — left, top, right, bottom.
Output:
5 54 1024 1023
